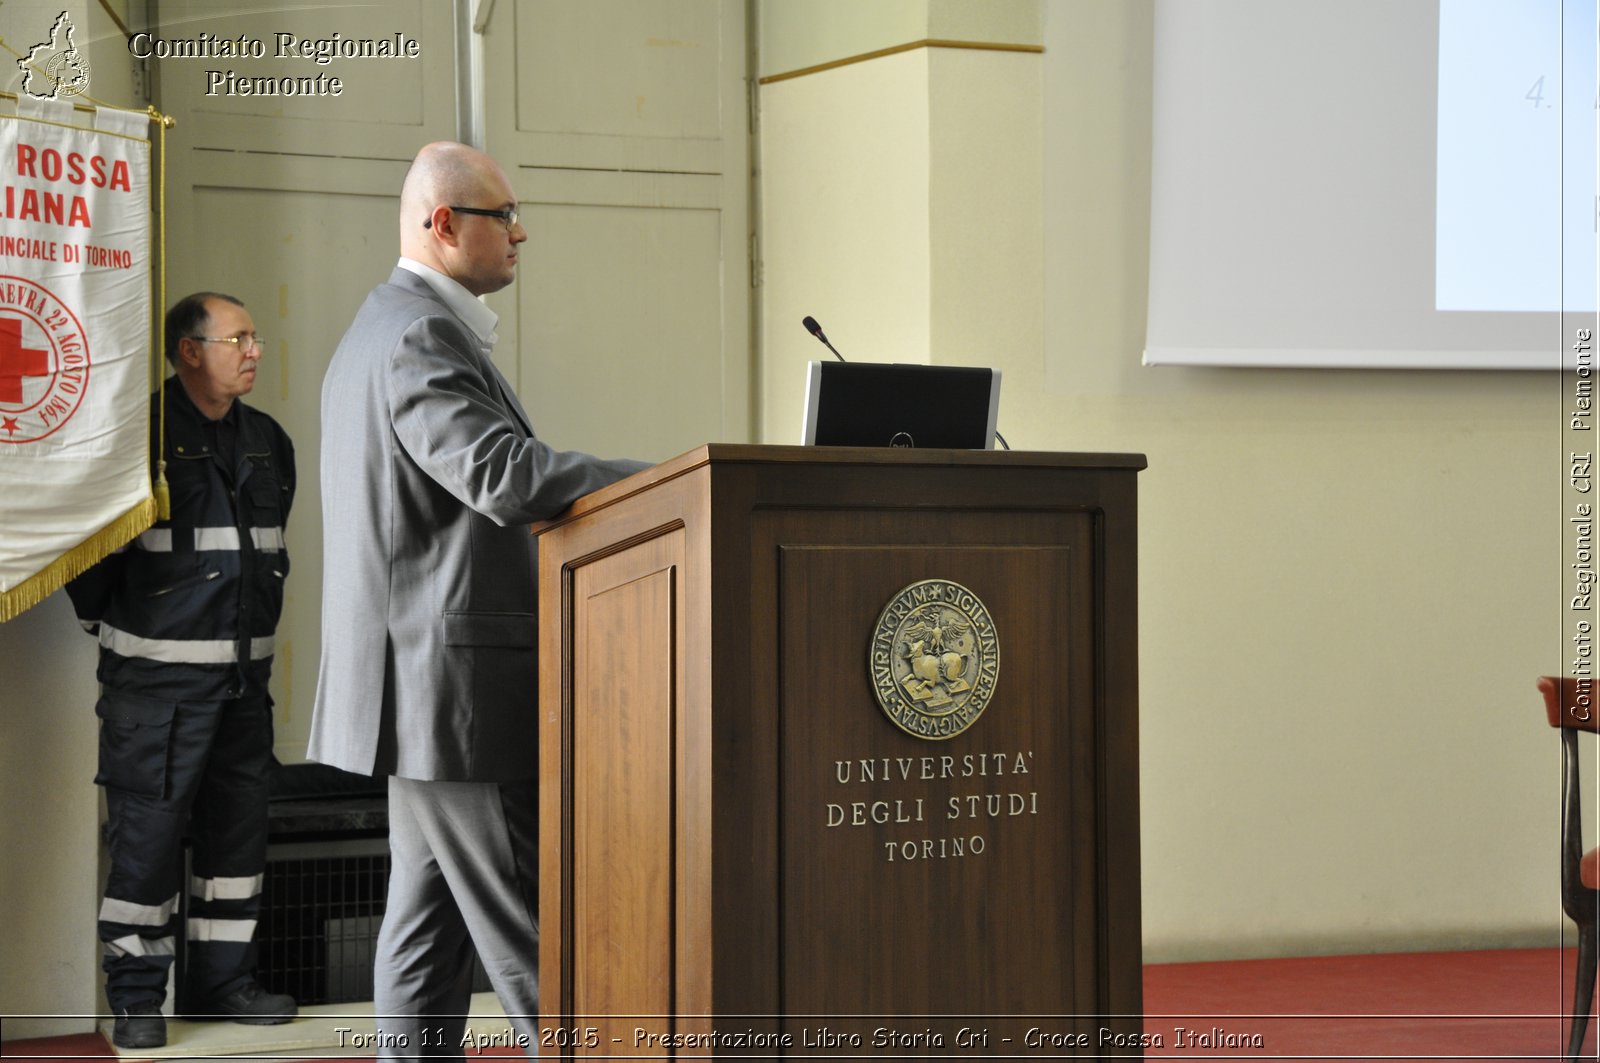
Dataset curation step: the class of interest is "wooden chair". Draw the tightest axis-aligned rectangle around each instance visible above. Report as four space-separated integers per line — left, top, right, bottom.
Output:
1538 676 1600 1062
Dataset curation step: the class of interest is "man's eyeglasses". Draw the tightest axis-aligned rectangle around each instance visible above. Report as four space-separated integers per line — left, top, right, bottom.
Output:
193 334 264 354
423 206 520 231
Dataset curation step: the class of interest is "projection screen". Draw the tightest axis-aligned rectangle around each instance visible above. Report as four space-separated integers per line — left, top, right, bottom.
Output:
1144 0 1596 370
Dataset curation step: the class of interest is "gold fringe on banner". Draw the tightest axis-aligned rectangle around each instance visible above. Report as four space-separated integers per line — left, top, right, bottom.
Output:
0 498 155 622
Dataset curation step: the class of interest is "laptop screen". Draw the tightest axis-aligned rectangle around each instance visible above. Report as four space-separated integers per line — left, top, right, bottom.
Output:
801 361 1002 450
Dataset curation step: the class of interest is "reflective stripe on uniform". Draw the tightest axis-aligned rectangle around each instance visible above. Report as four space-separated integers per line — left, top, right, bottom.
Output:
187 917 256 943
99 623 274 665
136 528 173 552
189 873 262 902
190 526 285 552
100 892 181 927
105 933 176 958
193 527 240 551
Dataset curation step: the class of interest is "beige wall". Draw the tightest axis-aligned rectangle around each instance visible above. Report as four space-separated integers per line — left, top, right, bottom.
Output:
1043 0 1559 961
0 0 1582 1041
757 0 1569 963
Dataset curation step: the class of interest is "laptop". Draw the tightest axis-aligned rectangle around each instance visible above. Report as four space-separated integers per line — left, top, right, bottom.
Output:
800 361 1003 450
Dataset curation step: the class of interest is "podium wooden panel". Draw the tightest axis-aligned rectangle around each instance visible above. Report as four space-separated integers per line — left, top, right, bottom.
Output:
536 445 1145 1057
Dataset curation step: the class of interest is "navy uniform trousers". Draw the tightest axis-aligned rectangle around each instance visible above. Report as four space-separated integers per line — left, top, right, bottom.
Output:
97 690 274 1012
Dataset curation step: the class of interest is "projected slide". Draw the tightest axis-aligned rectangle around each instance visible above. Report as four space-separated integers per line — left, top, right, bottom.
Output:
1437 0 1596 313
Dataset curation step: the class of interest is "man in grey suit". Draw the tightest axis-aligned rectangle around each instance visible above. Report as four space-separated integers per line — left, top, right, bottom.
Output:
309 141 647 1058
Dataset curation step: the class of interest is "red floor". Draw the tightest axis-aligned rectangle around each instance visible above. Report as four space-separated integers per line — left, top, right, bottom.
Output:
0 948 1592 1060
1141 947 1592 1061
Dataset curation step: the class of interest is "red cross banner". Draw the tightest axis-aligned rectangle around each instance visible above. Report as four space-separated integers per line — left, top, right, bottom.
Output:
0 99 154 621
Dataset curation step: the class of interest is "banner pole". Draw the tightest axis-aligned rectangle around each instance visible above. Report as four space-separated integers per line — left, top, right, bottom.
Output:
151 107 170 519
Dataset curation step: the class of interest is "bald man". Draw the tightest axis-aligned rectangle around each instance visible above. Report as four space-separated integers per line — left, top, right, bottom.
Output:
309 142 647 1058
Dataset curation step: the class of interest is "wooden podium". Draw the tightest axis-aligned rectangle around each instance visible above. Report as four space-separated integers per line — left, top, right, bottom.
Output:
535 445 1145 1057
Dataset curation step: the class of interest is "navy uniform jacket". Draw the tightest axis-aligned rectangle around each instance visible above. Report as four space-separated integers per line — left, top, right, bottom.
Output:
66 375 295 703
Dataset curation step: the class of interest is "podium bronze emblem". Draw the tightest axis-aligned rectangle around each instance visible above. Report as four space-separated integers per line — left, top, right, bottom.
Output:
869 579 1000 740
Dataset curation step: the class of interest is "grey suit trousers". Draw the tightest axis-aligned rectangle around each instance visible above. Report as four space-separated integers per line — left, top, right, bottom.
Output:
374 776 540 1059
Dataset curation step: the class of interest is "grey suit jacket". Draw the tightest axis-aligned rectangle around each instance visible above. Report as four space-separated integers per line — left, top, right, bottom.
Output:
308 268 646 782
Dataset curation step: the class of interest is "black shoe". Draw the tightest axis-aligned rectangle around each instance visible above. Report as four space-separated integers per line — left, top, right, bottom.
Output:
112 1005 167 1049
195 981 297 1025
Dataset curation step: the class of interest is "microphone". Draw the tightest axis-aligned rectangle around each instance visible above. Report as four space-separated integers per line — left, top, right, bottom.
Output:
802 315 847 362
801 314 1011 450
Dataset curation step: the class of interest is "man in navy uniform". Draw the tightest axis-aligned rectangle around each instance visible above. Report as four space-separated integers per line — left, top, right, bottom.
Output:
67 292 297 1049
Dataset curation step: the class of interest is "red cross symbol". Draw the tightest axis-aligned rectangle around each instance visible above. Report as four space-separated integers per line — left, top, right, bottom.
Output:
0 317 49 405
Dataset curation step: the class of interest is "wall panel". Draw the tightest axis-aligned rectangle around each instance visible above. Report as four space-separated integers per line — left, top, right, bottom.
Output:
486 0 751 461
153 0 457 760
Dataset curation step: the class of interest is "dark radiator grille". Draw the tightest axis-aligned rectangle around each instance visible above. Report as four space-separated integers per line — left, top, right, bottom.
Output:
257 838 391 1005
175 780 492 1009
